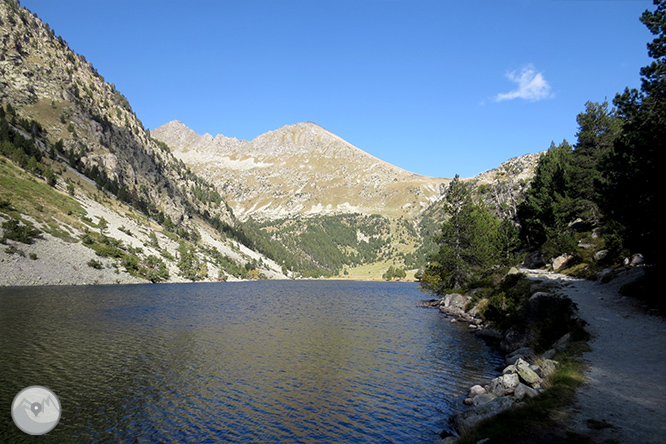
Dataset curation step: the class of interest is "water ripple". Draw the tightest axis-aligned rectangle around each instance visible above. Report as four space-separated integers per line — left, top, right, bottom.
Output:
0 281 502 443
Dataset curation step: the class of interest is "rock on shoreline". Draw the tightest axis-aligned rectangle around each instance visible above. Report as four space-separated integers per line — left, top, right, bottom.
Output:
452 354 559 431
420 273 573 442
421 265 661 444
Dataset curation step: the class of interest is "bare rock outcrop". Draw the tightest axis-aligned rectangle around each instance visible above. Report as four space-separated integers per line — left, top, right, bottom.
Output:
152 120 448 221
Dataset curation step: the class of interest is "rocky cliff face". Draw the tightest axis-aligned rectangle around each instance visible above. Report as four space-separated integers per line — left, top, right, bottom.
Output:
0 1 234 229
152 120 448 221
467 152 543 220
0 0 288 283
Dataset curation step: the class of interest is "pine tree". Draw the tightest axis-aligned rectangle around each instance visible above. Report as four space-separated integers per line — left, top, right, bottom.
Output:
421 175 504 292
599 0 664 263
570 100 622 224
517 141 573 248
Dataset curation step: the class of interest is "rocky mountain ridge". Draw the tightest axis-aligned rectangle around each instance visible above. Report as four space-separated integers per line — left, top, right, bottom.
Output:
151 118 542 276
152 120 448 221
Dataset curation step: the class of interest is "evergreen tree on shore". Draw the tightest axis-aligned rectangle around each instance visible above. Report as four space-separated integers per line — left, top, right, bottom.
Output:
421 176 516 292
598 0 664 265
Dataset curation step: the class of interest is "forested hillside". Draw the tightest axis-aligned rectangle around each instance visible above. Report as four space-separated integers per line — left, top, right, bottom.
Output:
421 0 662 303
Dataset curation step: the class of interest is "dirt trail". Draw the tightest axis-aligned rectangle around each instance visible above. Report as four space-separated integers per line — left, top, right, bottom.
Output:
524 268 666 444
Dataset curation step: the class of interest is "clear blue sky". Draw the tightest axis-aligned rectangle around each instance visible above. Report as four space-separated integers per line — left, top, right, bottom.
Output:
21 0 654 178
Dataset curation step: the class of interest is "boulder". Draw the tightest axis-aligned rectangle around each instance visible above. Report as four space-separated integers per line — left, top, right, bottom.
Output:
468 384 487 399
472 393 497 406
500 329 530 354
524 251 545 269
537 359 559 378
488 373 520 397
514 382 539 400
515 358 543 387
502 364 517 374
553 333 570 351
451 396 514 431
594 250 608 262
474 327 503 342
528 291 551 301
542 348 557 360
441 293 466 309
552 253 572 271
505 347 533 365
630 253 644 266
568 218 591 233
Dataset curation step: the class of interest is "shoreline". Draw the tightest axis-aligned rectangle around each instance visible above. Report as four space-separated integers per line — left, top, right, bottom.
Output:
420 269 575 442
0 253 422 287
0 230 418 287
423 266 666 444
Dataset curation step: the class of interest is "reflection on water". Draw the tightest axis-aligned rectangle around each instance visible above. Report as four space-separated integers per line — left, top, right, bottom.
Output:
0 281 502 443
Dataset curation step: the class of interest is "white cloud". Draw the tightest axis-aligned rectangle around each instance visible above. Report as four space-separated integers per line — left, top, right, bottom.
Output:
494 64 553 102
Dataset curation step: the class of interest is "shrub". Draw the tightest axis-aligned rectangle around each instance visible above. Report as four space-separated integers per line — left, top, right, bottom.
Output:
81 232 124 258
0 198 15 212
479 273 533 329
177 241 208 281
541 233 577 261
383 265 407 281
87 259 103 269
1 218 42 244
138 255 169 283
478 273 589 353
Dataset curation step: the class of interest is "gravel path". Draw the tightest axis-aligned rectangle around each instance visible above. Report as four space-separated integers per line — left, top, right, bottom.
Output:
525 268 666 444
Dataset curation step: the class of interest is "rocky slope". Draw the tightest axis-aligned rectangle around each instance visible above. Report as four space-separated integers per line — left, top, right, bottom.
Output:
472 152 544 219
0 0 236 230
0 0 286 284
0 190 285 286
152 120 448 221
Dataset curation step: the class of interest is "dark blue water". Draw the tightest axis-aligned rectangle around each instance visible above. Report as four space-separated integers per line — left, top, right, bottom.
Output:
0 281 502 443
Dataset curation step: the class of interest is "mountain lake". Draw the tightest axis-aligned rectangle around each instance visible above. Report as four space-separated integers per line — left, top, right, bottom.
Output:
0 280 503 443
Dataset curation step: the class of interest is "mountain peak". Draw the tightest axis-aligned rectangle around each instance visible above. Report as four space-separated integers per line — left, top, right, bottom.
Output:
254 121 333 140
152 120 447 220
152 120 208 152
153 120 200 136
